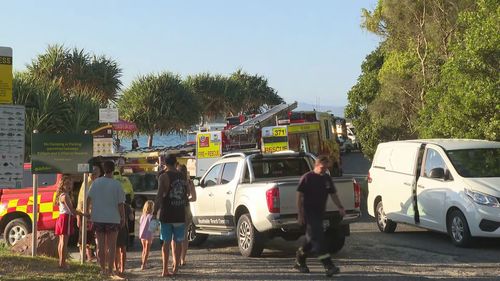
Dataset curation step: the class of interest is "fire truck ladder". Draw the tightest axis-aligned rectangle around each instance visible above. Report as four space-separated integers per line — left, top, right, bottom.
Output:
228 102 298 134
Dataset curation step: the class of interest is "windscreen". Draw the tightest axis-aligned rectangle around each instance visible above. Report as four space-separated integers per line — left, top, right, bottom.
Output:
447 148 500 177
251 157 312 179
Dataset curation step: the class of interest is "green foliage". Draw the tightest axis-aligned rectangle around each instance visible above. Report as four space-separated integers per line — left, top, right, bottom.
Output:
348 0 497 158
419 0 500 140
229 69 283 114
13 73 100 160
185 73 228 122
118 72 200 147
27 44 122 103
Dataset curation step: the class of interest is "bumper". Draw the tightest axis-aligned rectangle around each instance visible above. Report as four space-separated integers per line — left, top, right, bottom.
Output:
466 204 500 237
267 210 361 232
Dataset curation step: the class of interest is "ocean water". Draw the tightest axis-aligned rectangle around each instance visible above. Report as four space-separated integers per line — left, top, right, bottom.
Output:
120 133 187 149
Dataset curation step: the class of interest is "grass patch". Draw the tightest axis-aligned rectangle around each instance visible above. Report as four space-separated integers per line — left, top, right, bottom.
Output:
0 244 102 281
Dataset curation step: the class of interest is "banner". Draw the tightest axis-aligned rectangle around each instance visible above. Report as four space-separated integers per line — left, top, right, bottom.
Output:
0 105 24 188
31 134 93 174
261 126 289 154
0 47 13 104
196 131 222 159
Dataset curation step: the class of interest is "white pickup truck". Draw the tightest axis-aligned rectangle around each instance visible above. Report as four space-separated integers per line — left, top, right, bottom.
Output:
188 151 361 257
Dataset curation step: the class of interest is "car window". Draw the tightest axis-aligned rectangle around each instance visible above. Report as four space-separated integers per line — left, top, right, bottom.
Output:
203 164 222 187
252 157 311 179
221 162 238 184
423 148 447 178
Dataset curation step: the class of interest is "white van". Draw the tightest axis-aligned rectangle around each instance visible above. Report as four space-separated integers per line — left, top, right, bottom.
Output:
367 139 500 246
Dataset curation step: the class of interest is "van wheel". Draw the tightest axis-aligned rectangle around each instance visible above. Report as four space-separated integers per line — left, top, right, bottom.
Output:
187 223 208 246
375 201 397 233
4 218 31 246
237 214 265 257
447 210 472 247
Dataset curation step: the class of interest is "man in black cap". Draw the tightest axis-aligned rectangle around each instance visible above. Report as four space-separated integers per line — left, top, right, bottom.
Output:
154 154 187 277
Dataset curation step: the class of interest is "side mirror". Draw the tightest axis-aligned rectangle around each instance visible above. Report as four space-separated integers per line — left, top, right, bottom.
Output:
193 178 203 187
429 168 445 179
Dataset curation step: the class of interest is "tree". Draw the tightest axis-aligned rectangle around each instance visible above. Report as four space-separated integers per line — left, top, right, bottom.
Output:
184 73 228 124
27 44 122 103
229 69 283 114
419 0 500 140
118 72 200 147
13 73 100 161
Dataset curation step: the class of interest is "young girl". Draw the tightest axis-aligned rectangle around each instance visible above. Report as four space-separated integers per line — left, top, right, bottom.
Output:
139 200 155 270
54 175 85 269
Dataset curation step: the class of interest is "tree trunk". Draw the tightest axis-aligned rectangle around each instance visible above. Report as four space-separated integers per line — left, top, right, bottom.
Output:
148 134 154 148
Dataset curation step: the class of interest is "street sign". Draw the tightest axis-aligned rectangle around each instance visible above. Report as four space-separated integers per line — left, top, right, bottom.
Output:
0 47 13 104
261 126 289 154
99 108 119 123
31 133 93 174
0 105 25 188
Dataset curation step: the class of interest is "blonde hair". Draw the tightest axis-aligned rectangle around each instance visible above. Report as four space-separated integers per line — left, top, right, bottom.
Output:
142 200 154 215
54 174 72 205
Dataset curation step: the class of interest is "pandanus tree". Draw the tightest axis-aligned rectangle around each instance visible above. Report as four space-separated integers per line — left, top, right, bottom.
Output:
118 72 201 147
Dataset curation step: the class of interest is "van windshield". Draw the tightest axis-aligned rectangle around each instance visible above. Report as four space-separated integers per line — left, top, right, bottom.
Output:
446 148 500 178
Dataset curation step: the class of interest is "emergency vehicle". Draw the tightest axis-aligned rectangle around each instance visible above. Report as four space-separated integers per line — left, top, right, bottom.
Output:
0 164 81 246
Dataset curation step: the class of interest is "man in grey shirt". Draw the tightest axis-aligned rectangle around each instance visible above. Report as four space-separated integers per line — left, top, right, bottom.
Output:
88 161 126 279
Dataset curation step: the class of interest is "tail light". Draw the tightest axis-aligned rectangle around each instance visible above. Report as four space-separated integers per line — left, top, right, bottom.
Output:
353 179 361 209
367 171 372 183
266 186 280 213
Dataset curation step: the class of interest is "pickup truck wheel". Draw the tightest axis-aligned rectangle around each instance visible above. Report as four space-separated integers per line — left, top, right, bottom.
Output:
376 201 397 233
325 227 345 254
447 210 472 247
133 196 146 209
237 214 264 257
4 218 31 246
187 223 208 246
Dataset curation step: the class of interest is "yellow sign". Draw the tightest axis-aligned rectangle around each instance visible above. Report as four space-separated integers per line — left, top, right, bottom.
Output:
288 122 320 134
196 131 222 159
262 126 288 154
0 47 13 104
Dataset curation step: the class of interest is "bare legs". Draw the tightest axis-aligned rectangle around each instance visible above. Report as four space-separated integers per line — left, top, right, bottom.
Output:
58 234 69 268
141 239 152 270
95 231 119 275
161 241 171 277
115 246 126 274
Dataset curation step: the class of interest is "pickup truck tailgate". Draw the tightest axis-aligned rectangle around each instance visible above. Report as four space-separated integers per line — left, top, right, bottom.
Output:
275 177 302 215
326 178 356 212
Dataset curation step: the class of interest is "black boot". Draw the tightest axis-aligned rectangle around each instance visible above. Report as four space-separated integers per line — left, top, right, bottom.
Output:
293 248 310 273
320 256 340 277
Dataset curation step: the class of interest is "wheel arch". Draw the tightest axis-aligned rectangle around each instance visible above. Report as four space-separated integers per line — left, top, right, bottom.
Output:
373 195 382 216
1 212 32 234
234 205 250 226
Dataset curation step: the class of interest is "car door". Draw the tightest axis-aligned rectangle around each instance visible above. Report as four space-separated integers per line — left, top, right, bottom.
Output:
192 163 222 227
212 162 239 227
416 147 450 232
383 142 421 224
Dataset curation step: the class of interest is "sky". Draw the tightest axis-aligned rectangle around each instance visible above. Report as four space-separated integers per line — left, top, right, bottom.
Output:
1 0 380 107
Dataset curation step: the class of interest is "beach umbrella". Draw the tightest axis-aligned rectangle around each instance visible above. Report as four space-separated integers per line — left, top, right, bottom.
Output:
112 119 137 132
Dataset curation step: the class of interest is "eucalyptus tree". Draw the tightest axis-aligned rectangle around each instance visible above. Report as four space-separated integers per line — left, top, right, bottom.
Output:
118 72 200 147
27 44 122 103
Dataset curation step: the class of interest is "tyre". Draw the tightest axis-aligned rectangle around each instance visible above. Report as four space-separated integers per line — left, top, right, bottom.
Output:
324 227 345 254
4 218 31 246
447 209 472 247
186 223 209 246
375 201 397 233
237 214 265 257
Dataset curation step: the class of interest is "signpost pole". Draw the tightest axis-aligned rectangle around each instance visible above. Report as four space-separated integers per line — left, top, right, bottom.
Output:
81 129 91 264
31 130 39 257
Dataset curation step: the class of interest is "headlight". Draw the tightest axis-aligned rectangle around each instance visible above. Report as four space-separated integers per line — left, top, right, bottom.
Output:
0 203 6 214
465 189 500 208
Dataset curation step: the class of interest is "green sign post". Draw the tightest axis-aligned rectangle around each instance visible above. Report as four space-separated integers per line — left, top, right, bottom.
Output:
31 133 93 174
